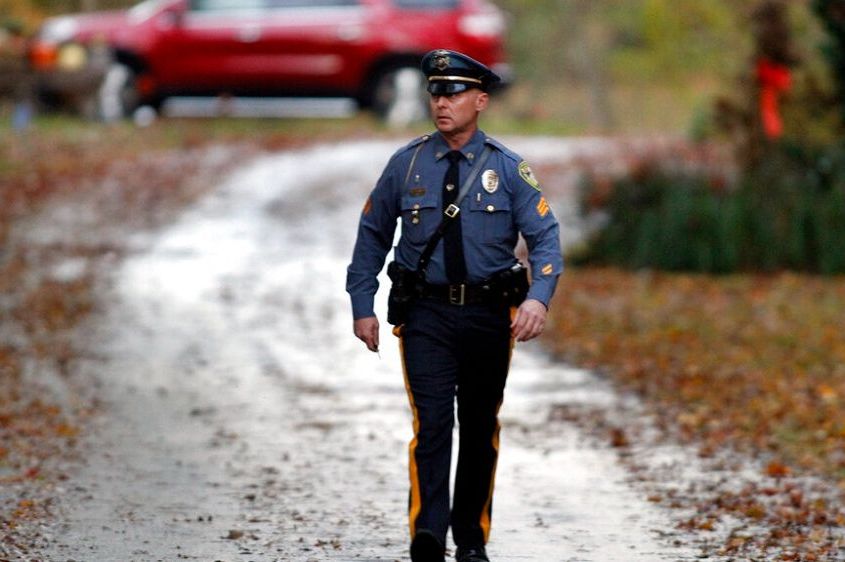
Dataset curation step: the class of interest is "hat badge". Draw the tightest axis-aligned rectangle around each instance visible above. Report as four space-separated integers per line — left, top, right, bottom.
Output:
434 53 450 71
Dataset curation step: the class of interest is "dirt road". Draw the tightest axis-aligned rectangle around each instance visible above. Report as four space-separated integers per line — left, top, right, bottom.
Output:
32 139 727 561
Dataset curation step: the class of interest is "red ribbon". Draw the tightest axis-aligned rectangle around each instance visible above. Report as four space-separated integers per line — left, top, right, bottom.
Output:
756 58 792 139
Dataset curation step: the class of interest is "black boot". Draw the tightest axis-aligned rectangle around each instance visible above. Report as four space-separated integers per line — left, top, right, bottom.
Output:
410 529 445 562
455 545 489 562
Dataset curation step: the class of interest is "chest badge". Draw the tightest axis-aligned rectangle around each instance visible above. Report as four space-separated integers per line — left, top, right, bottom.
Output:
481 169 499 194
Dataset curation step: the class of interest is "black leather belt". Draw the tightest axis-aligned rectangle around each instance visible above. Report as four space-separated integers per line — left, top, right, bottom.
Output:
418 282 495 306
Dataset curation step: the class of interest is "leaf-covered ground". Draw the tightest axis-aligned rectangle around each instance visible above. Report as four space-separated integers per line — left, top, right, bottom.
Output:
3 120 844 559
0 117 337 553
543 267 845 559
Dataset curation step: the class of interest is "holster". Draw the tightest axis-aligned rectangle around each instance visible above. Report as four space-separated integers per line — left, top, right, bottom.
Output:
489 262 530 307
386 261 420 326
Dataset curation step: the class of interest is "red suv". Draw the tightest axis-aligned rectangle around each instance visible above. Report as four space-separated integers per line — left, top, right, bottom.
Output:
28 0 511 122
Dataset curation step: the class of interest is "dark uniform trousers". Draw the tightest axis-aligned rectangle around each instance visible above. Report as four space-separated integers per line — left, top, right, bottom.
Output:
397 296 513 548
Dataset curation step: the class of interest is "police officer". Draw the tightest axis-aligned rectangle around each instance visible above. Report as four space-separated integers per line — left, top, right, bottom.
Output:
347 49 562 562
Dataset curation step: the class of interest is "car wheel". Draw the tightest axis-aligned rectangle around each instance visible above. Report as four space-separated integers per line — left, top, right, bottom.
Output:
97 63 142 122
372 66 428 127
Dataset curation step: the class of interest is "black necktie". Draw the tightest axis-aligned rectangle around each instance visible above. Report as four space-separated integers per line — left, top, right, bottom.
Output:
442 150 467 283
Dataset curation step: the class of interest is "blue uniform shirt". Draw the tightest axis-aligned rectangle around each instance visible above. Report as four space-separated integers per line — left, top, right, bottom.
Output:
346 129 563 320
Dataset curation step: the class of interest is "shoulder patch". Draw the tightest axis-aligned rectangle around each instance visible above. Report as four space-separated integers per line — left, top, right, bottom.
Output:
518 161 541 191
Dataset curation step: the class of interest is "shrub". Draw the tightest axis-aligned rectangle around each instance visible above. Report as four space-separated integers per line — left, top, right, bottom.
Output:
578 142 845 274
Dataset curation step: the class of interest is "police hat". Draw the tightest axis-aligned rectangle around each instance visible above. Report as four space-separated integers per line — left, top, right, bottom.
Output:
421 49 501 95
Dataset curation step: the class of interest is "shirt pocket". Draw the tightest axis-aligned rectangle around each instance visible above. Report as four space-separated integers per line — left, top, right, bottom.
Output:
469 191 513 245
400 193 439 244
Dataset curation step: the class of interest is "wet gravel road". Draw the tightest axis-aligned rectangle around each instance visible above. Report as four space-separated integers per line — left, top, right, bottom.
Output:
39 139 721 561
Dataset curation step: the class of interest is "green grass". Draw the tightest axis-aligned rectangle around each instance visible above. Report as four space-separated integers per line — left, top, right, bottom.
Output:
1 72 715 144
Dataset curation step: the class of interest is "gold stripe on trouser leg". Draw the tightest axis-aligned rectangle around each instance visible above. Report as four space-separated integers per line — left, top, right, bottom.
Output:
395 325 422 539
479 307 517 542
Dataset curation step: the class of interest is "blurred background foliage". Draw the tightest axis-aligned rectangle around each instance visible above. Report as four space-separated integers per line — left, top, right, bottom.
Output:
567 0 845 275
499 0 754 133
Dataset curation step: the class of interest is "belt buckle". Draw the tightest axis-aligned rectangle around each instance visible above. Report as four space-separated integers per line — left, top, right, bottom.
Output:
448 284 465 305
444 204 460 218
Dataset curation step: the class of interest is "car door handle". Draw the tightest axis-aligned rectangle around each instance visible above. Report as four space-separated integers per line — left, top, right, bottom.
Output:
237 27 262 43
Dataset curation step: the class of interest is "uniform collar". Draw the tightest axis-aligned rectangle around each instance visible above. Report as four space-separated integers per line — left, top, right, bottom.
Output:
431 129 487 163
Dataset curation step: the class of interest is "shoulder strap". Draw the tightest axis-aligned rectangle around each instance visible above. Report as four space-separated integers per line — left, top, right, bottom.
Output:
403 136 429 188
416 145 493 276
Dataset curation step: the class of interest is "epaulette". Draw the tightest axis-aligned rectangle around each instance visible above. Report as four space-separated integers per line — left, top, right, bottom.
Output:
395 134 431 187
387 134 431 166
483 136 521 163
399 134 431 152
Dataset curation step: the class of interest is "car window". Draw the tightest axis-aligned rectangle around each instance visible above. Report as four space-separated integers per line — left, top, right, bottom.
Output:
267 0 359 6
129 0 173 20
189 0 358 9
190 0 264 11
392 0 459 8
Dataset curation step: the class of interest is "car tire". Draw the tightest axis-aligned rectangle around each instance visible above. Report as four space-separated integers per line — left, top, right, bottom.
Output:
372 65 428 127
97 63 142 122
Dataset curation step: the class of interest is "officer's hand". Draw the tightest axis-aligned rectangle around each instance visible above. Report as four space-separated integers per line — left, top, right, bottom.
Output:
511 299 547 342
354 316 380 352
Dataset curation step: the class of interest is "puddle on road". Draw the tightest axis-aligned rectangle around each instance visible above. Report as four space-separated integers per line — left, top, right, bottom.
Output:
40 140 731 561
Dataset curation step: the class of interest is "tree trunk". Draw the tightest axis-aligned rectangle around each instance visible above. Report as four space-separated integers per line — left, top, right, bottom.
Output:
571 1 615 132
